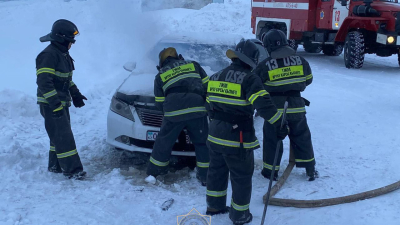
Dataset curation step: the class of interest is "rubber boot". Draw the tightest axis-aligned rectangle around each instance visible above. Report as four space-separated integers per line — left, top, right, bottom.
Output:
306 166 319 181
232 212 253 225
206 206 230 216
64 171 87 180
261 169 278 181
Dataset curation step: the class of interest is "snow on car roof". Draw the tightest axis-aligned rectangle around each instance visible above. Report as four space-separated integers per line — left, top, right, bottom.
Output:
159 32 243 46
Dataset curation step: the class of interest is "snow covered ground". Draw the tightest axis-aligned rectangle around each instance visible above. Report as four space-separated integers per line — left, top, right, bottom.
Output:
1 0 399 224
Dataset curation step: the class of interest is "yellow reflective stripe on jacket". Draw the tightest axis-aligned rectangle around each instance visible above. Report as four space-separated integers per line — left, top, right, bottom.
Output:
206 189 227 197
164 106 206 117
162 73 201 92
263 162 280 171
57 149 78 159
36 68 55 76
265 77 307 87
202 76 210 84
268 111 282 124
295 158 315 163
268 65 304 81
53 105 63 112
207 135 260 149
37 97 69 106
50 146 56 152
160 63 196 82
197 161 210 168
43 90 57 98
54 71 72 78
207 81 241 97
231 199 250 211
207 96 250 106
278 107 306 114
150 156 169 167
69 81 76 88
155 97 165 102
306 74 313 80
248 90 269 104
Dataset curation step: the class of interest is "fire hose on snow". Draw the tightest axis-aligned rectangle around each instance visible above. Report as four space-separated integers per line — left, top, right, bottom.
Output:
261 104 400 210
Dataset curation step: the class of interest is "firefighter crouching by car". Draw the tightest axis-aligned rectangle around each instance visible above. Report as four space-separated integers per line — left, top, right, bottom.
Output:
254 29 318 181
36 19 87 180
205 39 289 225
146 47 210 185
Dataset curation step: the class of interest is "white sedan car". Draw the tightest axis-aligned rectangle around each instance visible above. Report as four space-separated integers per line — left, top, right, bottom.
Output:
107 33 243 157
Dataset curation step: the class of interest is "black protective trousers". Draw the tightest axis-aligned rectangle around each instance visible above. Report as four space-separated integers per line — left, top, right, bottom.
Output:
262 116 315 174
146 116 210 180
40 105 83 175
206 147 254 224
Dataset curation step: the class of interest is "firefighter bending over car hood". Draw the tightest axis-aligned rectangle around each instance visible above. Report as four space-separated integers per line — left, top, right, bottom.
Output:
146 47 210 185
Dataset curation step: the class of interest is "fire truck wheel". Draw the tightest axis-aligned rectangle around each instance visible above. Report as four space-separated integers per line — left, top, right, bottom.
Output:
322 44 343 56
288 39 298 52
303 43 322 53
344 31 365 69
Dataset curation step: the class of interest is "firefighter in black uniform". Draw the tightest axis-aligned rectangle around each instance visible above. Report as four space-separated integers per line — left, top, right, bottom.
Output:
146 47 210 185
205 39 288 225
37 19 87 179
254 29 318 181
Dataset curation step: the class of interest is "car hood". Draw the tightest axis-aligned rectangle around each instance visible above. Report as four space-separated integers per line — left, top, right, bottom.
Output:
117 72 155 97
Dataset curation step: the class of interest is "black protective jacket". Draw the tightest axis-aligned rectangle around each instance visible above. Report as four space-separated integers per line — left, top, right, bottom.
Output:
36 42 81 111
206 60 280 154
154 58 209 122
254 53 313 119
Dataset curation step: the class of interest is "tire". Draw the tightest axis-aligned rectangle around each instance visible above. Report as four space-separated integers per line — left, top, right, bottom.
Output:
322 44 343 56
344 31 365 69
288 39 298 52
304 42 322 53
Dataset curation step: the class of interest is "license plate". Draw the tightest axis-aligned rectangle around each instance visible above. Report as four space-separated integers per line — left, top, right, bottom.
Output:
146 131 159 141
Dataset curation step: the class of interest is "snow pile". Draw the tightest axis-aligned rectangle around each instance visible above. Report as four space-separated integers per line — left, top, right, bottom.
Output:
1 0 400 224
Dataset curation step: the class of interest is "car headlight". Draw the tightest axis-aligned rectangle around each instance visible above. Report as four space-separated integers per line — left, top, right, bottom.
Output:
110 96 135 121
388 36 395 44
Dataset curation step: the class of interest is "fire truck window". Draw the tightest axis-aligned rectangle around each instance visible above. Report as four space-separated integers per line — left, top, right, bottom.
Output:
321 0 330 2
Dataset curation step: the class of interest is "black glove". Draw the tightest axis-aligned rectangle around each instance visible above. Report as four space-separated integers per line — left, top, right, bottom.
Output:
72 93 87 108
52 106 64 119
276 122 289 140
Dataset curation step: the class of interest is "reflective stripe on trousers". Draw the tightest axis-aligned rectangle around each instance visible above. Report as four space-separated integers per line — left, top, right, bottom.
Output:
295 157 315 163
206 189 227 197
231 199 250 211
263 162 280 171
207 135 259 149
197 161 209 168
164 106 206 117
57 149 78 159
149 156 169 167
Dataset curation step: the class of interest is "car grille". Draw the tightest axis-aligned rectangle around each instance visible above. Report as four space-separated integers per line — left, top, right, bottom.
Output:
136 108 164 127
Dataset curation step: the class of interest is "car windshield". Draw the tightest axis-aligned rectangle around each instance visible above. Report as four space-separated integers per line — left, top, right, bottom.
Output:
149 42 235 72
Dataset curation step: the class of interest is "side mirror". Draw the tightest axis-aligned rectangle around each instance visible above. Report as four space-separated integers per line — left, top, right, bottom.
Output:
123 61 136 72
341 0 347 6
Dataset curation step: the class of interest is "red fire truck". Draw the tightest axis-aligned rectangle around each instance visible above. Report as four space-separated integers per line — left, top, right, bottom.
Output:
251 0 400 68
